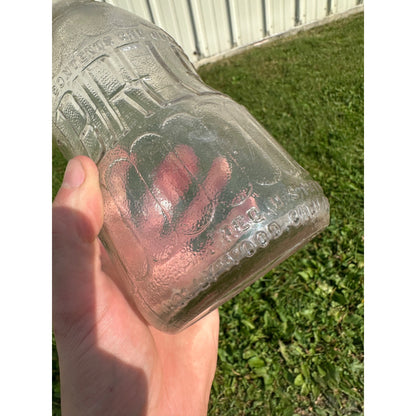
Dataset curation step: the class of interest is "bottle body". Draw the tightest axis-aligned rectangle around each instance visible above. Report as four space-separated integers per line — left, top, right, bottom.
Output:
53 1 329 332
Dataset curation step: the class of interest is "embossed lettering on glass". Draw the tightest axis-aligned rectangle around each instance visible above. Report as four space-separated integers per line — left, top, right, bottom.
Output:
53 0 330 332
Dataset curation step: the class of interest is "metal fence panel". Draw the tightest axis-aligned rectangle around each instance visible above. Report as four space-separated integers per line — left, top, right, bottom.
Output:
265 0 296 35
332 0 360 14
106 0 153 21
103 0 363 64
148 0 197 58
228 0 264 47
299 0 328 24
189 0 233 58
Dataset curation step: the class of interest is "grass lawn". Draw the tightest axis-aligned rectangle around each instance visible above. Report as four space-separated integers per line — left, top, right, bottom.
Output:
52 12 364 416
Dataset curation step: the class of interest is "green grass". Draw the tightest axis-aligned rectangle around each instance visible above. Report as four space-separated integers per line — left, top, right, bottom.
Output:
52 12 363 416
199 13 364 416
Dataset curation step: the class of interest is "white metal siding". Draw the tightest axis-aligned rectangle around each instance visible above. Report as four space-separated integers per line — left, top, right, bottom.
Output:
332 0 360 14
189 0 233 57
104 0 363 64
299 0 328 25
149 0 197 57
228 0 264 47
265 0 296 35
108 0 152 21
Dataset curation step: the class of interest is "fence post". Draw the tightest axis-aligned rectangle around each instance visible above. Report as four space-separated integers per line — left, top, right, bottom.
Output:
225 0 237 47
145 0 155 23
327 0 332 16
295 0 301 26
261 0 268 37
186 0 201 57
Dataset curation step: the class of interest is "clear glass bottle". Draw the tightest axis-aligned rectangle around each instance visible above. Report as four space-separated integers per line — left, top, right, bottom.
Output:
52 0 330 332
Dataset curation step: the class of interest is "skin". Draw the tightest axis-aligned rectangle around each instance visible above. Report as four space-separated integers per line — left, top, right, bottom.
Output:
53 155 219 416
99 144 258 313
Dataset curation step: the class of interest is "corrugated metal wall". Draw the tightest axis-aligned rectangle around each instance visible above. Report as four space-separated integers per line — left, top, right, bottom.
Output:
102 0 363 64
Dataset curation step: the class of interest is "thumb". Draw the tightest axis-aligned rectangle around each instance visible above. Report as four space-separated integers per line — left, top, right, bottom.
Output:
52 156 104 336
53 156 103 244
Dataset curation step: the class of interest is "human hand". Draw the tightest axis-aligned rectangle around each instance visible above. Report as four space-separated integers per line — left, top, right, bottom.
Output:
99 143 258 317
53 156 219 416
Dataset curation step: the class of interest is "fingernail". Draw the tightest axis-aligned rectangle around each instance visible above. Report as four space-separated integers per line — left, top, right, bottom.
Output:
62 159 85 189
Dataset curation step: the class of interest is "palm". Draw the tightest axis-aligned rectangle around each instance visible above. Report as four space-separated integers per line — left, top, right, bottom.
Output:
53 156 219 416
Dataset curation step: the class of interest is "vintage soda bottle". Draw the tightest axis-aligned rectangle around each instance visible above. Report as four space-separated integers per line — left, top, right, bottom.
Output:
52 0 330 332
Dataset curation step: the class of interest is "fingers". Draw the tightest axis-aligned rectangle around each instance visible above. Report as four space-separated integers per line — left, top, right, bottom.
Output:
136 145 198 238
151 144 199 217
53 156 103 243
147 156 231 270
133 145 199 262
101 146 237 301
178 156 231 236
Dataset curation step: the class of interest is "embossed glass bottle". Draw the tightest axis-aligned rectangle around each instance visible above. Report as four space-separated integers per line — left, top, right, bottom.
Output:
53 0 330 332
